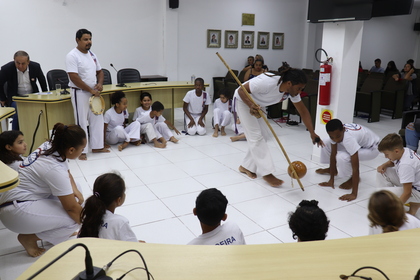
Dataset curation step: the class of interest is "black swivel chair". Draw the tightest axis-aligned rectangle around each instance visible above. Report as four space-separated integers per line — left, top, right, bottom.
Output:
46 69 69 91
117 68 141 84
102 68 112 85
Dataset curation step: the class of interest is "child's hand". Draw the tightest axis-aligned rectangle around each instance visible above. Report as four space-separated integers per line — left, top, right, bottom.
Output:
377 165 386 174
174 128 181 135
198 119 205 127
339 193 357 202
187 120 195 128
319 180 334 189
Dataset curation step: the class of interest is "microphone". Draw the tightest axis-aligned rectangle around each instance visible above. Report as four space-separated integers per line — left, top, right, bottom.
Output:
339 275 372 280
110 63 126 87
27 243 112 280
56 78 70 94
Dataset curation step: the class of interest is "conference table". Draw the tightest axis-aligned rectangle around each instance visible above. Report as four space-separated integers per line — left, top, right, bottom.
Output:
13 81 206 155
0 107 15 133
18 228 420 279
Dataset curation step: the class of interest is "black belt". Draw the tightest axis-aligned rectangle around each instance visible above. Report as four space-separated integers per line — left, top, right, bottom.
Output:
0 200 29 208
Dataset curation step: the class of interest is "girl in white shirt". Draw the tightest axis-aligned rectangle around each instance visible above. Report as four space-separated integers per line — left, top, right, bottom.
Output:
0 130 26 171
368 190 420 234
79 173 139 242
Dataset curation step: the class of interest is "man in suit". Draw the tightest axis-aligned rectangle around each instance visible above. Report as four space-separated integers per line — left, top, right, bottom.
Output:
0 51 48 130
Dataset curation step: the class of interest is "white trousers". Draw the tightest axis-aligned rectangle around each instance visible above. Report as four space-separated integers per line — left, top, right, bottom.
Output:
0 199 79 245
106 122 141 144
236 98 274 176
139 122 158 142
213 108 231 127
156 122 173 140
376 168 420 203
232 122 244 135
320 138 380 179
185 114 206 136
70 89 104 153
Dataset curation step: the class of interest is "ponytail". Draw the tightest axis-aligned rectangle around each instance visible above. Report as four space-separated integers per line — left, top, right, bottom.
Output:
79 173 126 238
278 68 307 86
43 123 86 162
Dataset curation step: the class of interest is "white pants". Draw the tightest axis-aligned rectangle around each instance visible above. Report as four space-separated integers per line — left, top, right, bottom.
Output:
106 122 141 144
213 108 231 127
0 199 79 245
236 98 274 176
376 168 420 203
185 114 206 136
156 122 173 140
232 122 244 135
71 88 104 153
140 122 159 142
320 138 380 179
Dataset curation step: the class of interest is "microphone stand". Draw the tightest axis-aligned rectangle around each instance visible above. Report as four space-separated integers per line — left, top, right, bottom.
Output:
110 63 126 87
26 243 112 280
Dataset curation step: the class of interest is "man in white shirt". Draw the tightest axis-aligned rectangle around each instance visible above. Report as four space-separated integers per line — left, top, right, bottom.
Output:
66 29 109 160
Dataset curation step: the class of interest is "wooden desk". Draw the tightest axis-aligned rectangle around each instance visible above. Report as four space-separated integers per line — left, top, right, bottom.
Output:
19 229 420 279
0 107 16 133
13 82 203 154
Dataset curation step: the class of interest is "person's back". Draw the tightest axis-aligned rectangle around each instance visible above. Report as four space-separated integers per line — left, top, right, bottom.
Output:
188 188 245 245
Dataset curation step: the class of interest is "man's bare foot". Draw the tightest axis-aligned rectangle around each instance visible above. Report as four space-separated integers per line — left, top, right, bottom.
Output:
263 174 284 187
339 178 353 189
230 135 245 142
131 140 142 146
239 165 257 179
221 127 226 136
78 153 87 160
154 141 166 148
92 148 110 153
169 136 179 143
18 234 45 257
118 142 129 151
104 143 111 149
315 168 330 175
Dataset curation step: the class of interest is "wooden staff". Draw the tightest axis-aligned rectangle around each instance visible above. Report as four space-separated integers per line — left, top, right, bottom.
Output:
216 52 304 191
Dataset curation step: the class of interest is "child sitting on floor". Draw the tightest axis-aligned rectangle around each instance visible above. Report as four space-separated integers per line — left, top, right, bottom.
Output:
0 130 26 171
183 78 210 135
213 89 232 137
188 188 245 245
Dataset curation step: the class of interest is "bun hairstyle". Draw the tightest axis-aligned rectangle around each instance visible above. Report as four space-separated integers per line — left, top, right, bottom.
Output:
277 67 307 86
288 199 329 241
79 172 126 238
368 190 407 233
0 130 24 164
111 91 126 105
43 123 86 162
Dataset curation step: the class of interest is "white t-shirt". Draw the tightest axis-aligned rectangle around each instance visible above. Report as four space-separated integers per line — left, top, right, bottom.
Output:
98 210 138 242
234 73 301 107
66 48 101 89
183 90 211 115
136 112 166 125
0 142 72 203
332 123 380 156
187 222 246 245
214 98 232 112
394 148 420 192
132 106 151 122
104 107 128 131
369 213 420 234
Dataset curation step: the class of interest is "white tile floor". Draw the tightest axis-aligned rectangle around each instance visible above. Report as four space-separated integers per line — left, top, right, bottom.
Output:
0 107 410 279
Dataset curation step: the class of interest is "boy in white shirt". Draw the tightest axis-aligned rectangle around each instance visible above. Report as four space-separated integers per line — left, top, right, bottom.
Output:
183 78 210 135
135 101 167 148
188 188 245 245
376 133 420 216
213 89 232 137
317 119 380 201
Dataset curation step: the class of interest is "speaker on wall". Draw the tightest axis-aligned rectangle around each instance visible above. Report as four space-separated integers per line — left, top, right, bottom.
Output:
414 23 420 31
169 0 179 9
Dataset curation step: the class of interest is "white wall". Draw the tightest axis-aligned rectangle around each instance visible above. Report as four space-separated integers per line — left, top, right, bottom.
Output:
0 0 419 93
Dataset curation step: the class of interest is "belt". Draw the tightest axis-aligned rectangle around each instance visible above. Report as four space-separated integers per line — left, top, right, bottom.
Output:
0 200 29 208
71 87 81 90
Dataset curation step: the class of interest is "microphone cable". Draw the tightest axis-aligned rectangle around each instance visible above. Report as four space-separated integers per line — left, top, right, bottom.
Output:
115 267 155 280
340 266 390 280
29 110 43 153
103 249 152 280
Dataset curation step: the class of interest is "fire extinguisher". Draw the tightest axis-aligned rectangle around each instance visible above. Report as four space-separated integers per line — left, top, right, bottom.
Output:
315 48 333 106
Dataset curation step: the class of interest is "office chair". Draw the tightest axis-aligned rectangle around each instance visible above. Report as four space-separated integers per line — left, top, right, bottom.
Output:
117 68 141 84
46 69 69 90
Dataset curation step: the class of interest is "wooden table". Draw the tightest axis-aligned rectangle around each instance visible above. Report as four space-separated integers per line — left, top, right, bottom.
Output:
0 107 16 133
19 228 420 279
13 82 203 155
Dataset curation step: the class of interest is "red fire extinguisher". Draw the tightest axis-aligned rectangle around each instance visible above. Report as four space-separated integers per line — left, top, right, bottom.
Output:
315 48 333 106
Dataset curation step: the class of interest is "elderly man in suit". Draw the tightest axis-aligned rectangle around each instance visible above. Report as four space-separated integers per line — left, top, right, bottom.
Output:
0 51 48 130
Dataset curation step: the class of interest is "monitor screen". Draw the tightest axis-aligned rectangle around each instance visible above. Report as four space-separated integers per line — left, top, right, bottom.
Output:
307 0 374 23
372 0 414 17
